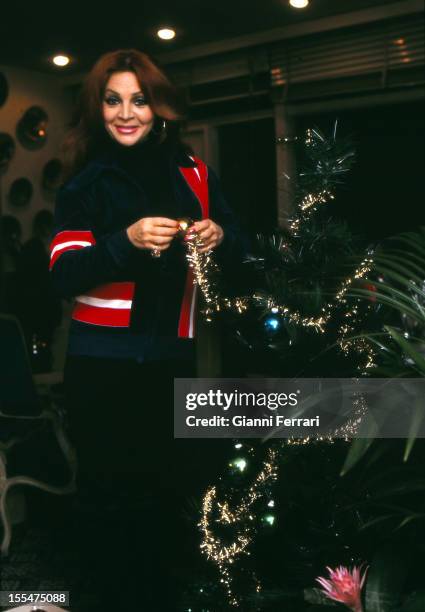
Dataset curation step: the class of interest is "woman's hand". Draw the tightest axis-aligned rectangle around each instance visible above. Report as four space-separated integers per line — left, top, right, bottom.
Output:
126 217 179 252
190 219 224 253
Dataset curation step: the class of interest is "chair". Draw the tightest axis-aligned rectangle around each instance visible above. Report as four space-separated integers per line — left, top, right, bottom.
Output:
0 313 77 556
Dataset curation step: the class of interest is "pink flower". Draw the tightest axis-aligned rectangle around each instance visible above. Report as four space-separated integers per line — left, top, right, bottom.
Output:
316 564 368 612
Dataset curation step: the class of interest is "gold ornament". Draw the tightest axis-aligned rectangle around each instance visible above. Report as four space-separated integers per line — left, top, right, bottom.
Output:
176 216 195 237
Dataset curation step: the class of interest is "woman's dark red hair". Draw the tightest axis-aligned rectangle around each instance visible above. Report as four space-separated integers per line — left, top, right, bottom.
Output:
60 49 187 182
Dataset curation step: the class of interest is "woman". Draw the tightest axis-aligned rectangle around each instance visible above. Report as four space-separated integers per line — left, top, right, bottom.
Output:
50 49 246 610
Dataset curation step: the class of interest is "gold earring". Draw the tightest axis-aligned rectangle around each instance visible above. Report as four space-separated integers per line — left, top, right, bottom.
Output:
151 119 166 136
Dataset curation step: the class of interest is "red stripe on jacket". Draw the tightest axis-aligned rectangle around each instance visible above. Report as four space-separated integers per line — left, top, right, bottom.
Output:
177 157 209 338
82 282 135 300
49 230 96 269
72 302 132 327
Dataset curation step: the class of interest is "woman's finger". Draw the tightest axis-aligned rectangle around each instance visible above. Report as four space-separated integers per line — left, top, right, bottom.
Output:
149 234 174 245
193 219 210 231
152 217 180 228
151 226 179 237
148 240 171 250
198 227 215 240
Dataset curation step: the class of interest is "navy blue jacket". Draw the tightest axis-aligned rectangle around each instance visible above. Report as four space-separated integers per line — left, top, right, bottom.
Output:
49 142 247 362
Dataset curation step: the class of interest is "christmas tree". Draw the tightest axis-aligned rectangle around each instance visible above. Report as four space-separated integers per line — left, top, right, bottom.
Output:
182 124 425 611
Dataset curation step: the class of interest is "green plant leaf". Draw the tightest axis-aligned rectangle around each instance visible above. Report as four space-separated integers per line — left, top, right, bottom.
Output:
400 590 425 611
387 249 425 272
374 256 424 285
365 545 407 612
340 435 376 475
372 479 425 498
396 513 425 530
359 514 395 531
388 230 425 256
404 396 425 461
385 327 425 373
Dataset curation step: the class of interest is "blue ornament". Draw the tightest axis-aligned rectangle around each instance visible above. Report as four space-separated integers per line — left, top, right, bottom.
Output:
264 316 280 332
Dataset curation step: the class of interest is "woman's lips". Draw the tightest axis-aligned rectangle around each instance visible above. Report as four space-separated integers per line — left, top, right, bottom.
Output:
116 126 139 134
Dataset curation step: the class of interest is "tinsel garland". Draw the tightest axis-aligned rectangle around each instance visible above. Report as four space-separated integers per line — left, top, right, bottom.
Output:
183 228 221 322
181 123 378 606
183 237 375 607
182 124 376 371
184 206 376 370
199 447 279 607
196 389 369 606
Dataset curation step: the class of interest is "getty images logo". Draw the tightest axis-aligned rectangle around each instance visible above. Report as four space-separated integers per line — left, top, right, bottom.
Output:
185 389 300 411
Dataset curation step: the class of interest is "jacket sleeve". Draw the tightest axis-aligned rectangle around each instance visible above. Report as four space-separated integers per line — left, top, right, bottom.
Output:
49 185 139 299
207 165 251 266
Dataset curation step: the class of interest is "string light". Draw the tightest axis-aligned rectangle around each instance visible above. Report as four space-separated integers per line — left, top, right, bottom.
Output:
199 448 279 606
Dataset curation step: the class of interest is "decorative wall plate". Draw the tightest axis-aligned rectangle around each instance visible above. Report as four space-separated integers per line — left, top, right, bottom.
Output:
16 106 48 150
8 177 33 207
0 133 15 174
0 72 8 107
42 158 63 192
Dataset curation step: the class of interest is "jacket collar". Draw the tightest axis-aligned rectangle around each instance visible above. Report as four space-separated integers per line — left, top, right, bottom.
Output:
64 143 198 192
93 139 197 169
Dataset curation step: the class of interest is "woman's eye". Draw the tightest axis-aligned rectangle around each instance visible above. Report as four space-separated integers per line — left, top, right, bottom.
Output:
103 96 147 106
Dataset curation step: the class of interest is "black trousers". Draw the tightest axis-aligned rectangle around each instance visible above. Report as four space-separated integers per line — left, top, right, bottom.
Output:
63 354 216 611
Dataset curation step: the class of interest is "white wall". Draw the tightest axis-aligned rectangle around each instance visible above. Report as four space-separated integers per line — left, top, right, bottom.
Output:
0 66 73 240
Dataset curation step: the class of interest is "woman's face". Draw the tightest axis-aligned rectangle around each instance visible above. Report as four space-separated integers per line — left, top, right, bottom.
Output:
102 71 155 146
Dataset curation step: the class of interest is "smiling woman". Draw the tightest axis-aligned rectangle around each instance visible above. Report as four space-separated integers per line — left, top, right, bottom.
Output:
102 72 155 145
51 48 247 609
60 49 186 181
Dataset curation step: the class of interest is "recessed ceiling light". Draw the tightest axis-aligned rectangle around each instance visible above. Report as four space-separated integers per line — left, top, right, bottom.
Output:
289 0 309 8
52 55 70 67
157 28 176 40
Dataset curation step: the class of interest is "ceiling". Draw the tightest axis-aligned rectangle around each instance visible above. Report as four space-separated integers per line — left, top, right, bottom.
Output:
0 1 408 75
